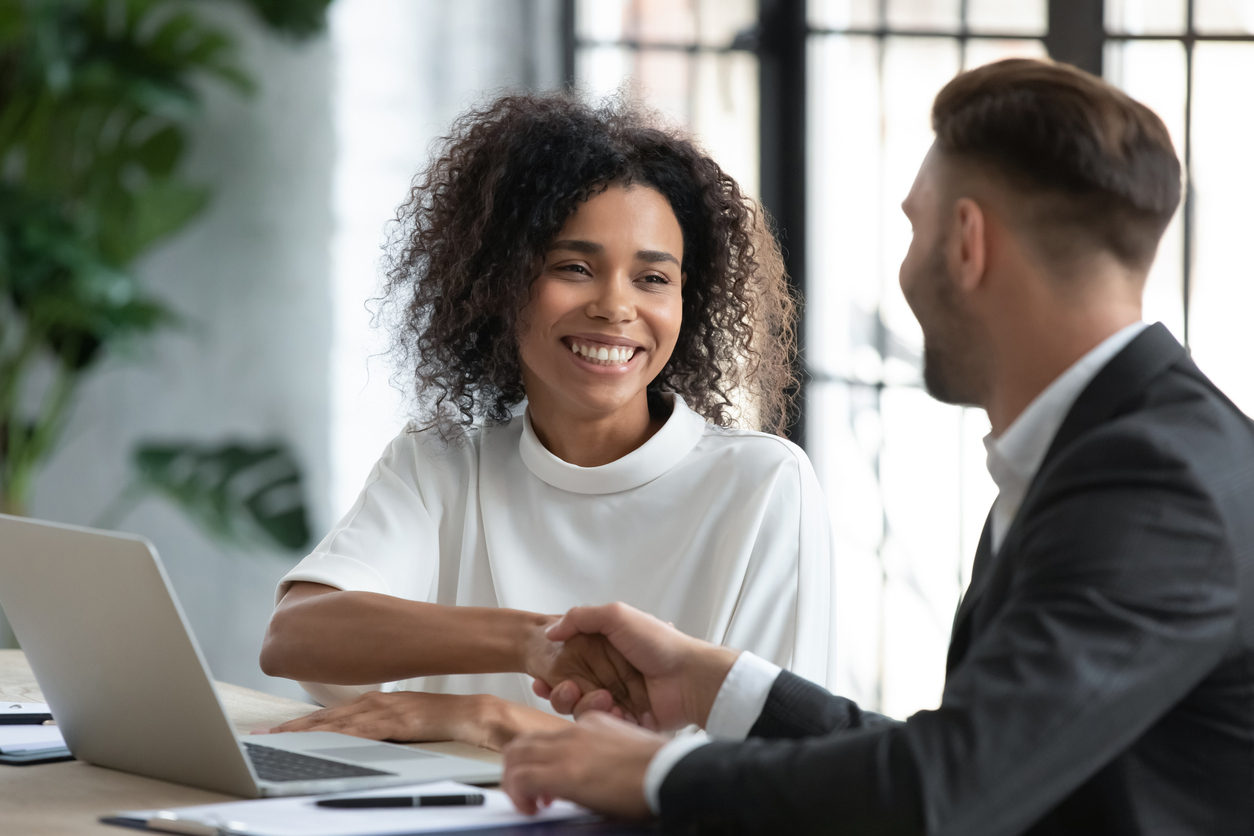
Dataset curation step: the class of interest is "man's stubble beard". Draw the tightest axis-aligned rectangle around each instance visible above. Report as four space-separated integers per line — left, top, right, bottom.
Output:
915 239 986 408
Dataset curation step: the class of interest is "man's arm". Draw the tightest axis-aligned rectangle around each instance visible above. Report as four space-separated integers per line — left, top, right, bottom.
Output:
657 432 1236 835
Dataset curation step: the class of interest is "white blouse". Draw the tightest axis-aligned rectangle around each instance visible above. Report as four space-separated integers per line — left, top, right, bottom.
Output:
277 395 833 711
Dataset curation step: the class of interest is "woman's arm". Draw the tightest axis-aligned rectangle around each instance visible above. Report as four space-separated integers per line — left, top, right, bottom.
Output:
259 582 647 750
259 581 556 685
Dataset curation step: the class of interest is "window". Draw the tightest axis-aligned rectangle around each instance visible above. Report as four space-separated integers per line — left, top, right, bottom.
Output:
565 0 1254 719
568 0 761 196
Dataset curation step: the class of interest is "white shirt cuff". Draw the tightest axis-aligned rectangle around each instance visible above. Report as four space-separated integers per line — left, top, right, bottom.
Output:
705 652 782 740
641 653 782 815
644 733 711 815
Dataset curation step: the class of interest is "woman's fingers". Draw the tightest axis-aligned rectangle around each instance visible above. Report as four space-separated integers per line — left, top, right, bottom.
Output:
266 691 446 742
268 705 350 734
570 688 615 719
604 642 651 720
548 680 583 715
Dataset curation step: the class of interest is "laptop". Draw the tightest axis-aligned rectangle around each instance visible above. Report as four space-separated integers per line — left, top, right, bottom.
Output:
0 514 501 797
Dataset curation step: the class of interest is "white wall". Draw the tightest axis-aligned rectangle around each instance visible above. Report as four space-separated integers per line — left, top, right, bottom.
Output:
18 0 561 699
329 0 562 514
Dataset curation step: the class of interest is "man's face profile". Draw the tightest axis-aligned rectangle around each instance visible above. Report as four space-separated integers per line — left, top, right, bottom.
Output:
899 147 984 408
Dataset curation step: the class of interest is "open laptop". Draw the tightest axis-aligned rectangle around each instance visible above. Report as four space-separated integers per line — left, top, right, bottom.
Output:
0 514 501 797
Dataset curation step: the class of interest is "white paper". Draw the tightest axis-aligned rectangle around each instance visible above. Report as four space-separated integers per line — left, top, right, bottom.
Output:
117 780 594 836
0 724 66 754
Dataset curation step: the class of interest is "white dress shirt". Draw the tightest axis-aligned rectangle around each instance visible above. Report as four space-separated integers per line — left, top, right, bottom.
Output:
642 321 1150 814
277 394 833 711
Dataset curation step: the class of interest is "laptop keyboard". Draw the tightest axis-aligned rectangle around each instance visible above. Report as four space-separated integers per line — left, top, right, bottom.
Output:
243 742 395 782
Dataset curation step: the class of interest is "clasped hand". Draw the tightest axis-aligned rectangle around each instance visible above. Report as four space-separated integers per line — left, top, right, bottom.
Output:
531 603 735 731
504 603 740 818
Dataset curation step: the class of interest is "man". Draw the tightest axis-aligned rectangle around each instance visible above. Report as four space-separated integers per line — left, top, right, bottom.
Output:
500 58 1254 834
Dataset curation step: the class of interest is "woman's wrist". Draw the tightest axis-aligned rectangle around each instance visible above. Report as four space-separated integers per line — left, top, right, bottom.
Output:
514 611 561 679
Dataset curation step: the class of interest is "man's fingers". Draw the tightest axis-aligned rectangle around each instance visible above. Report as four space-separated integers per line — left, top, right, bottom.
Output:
544 603 626 642
502 732 568 814
532 678 554 700
503 764 554 815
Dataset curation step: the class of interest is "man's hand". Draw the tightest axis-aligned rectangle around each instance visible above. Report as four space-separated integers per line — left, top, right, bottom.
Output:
257 690 569 752
531 602 739 731
502 711 665 819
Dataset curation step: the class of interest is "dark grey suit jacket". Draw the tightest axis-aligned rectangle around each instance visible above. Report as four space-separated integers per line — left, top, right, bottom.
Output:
660 324 1254 835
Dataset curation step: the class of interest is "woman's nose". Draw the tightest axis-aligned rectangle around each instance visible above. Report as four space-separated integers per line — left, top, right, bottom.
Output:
587 274 634 322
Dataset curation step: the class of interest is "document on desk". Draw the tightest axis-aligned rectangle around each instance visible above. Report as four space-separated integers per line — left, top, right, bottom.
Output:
0 722 72 764
0 723 65 752
107 780 596 836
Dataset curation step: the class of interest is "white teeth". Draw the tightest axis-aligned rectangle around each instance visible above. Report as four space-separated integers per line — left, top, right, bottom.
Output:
568 342 637 366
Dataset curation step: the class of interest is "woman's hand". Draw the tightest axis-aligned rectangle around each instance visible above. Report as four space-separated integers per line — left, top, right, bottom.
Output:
260 691 570 752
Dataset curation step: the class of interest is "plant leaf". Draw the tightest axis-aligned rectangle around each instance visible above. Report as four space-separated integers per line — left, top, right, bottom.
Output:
132 440 312 552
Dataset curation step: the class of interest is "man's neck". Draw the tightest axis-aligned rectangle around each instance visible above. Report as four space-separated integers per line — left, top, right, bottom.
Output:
984 302 1142 436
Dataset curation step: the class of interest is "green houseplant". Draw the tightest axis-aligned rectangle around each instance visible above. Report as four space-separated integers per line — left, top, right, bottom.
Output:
0 0 329 547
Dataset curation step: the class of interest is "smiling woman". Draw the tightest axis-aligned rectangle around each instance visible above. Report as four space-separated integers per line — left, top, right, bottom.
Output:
257 94 834 752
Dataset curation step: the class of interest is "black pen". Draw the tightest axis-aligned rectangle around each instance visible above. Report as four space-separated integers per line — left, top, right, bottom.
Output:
316 793 486 809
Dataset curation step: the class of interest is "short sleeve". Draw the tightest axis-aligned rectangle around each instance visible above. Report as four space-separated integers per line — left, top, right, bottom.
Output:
275 432 450 606
719 439 833 689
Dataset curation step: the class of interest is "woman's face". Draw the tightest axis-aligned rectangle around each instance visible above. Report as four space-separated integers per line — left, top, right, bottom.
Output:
518 183 685 422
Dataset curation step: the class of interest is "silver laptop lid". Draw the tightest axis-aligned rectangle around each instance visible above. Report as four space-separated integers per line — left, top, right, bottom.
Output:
0 514 260 796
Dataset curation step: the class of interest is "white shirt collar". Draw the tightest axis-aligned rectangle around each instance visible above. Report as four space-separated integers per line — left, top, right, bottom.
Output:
519 393 706 494
984 321 1149 552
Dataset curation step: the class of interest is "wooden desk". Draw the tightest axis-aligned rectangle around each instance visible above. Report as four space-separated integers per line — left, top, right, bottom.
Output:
0 650 502 836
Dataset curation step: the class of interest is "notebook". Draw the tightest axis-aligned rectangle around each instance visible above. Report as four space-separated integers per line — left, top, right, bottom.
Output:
104 781 598 836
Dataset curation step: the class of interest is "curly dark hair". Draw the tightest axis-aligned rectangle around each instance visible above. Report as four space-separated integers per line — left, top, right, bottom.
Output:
381 92 797 436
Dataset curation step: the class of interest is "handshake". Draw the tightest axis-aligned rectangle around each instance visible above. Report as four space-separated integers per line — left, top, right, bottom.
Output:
506 602 742 818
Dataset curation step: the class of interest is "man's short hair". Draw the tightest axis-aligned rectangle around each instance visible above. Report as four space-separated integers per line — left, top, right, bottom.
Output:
932 58 1181 272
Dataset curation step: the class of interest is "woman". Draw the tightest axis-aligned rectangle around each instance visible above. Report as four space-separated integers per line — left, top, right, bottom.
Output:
259 93 832 751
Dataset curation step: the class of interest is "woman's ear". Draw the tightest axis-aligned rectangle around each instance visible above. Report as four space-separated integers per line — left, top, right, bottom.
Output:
948 197 986 294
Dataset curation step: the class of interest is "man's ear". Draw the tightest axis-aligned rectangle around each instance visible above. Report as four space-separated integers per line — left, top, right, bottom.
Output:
948 197 986 293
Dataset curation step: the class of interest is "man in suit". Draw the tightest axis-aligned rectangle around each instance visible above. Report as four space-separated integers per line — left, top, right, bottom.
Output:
499 58 1254 834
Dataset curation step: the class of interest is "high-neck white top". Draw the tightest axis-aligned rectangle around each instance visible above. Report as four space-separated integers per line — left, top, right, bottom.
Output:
277 395 834 710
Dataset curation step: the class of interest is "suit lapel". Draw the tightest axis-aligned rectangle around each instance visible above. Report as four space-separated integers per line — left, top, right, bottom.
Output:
944 323 1185 671
948 513 992 672
1038 322 1184 473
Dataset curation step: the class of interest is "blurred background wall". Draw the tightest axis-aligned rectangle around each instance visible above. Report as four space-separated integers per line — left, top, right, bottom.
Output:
15 0 561 699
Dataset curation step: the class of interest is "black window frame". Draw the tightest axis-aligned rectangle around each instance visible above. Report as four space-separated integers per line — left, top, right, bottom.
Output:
560 0 1254 447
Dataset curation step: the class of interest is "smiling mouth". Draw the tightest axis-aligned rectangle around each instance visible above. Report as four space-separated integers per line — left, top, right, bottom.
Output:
566 338 640 367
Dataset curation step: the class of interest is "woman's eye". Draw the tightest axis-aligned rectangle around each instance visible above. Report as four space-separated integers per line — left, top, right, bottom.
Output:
639 274 671 285
558 264 590 276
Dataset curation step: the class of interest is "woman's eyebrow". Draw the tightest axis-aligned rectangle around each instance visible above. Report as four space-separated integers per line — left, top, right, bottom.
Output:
549 239 601 254
636 249 680 266
548 240 679 267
